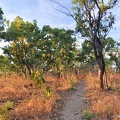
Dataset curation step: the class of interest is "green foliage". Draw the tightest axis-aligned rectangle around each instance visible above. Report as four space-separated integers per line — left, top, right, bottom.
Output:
68 86 76 91
0 8 4 20
40 26 76 74
3 18 77 77
43 86 53 99
0 8 4 33
77 37 120 71
4 16 41 75
0 55 13 78
104 38 120 71
0 101 14 120
72 0 118 37
1 101 14 112
76 40 96 71
82 110 96 120
31 71 46 88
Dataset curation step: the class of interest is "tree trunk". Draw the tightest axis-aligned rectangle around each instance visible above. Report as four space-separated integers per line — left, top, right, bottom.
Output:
25 63 33 76
93 37 105 89
22 67 27 78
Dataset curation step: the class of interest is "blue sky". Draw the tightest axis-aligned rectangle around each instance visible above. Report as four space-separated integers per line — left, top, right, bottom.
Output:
0 0 120 54
0 0 75 29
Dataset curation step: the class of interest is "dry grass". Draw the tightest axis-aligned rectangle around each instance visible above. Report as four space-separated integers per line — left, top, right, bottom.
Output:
0 72 79 120
85 72 120 120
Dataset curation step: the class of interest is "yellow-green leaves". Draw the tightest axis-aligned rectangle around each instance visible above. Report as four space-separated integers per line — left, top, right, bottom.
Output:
4 16 41 76
98 1 109 11
72 0 87 4
0 101 14 120
31 71 46 88
4 19 76 77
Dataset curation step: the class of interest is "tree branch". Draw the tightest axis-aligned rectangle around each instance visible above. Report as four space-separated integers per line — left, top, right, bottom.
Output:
50 0 77 22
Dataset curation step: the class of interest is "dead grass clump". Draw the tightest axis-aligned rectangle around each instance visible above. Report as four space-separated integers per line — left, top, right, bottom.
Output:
0 78 33 102
11 97 45 120
10 91 60 120
92 93 120 120
45 73 79 91
85 72 100 90
107 73 120 92
0 87 16 99
85 72 120 120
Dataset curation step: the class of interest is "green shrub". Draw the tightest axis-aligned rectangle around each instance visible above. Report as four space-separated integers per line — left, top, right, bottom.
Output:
68 86 76 91
31 71 46 88
0 101 14 120
43 86 53 99
82 110 96 120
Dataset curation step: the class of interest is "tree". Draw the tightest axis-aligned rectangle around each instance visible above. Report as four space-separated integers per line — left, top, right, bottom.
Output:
3 16 41 76
39 25 76 77
51 27 76 78
0 8 5 39
72 0 118 89
76 40 96 72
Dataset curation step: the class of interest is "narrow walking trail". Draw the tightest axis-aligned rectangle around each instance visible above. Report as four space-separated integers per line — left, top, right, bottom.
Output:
60 80 86 120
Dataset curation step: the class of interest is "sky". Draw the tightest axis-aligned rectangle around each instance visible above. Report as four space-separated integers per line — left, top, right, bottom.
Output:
0 0 75 29
0 0 120 54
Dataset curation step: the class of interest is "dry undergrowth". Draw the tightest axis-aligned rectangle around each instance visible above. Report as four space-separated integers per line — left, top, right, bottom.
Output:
85 72 120 120
0 73 80 120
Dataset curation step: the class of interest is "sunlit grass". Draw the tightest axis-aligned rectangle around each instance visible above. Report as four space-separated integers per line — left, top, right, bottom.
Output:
85 72 120 120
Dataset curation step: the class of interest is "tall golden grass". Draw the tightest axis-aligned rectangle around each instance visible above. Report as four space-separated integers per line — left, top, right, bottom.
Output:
85 72 120 120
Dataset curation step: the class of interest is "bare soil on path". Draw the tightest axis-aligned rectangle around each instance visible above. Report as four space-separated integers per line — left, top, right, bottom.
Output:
58 80 86 120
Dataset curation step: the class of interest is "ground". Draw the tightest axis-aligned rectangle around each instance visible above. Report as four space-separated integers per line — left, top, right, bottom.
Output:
52 80 86 120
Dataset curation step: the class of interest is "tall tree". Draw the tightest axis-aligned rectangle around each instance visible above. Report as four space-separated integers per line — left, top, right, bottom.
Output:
72 0 118 89
4 16 41 76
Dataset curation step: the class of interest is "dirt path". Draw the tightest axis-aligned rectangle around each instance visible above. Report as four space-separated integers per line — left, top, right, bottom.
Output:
59 80 86 120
